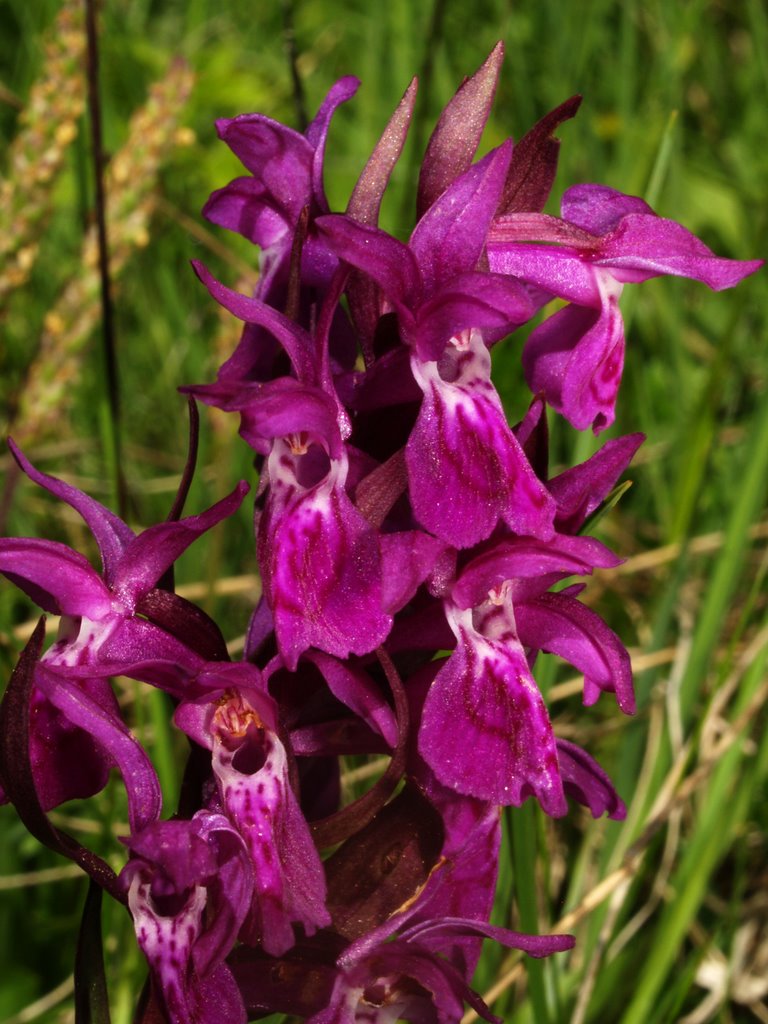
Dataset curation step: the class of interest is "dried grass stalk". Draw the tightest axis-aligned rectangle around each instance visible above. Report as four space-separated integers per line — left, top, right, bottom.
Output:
0 0 86 303
14 58 196 444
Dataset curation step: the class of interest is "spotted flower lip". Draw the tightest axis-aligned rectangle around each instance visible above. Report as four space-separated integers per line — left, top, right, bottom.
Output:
121 811 253 1024
487 185 763 431
419 532 633 809
190 378 391 669
420 604 568 814
174 662 331 955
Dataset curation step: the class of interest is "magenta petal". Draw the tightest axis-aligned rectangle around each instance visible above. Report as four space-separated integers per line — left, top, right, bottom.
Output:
523 295 624 433
94 617 205 682
378 531 447 614
24 674 118 810
188 966 247 1024
8 439 134 584
410 142 513 291
516 592 635 713
215 112 312 216
549 432 645 532
486 242 602 306
35 665 161 831
400 917 575 959
556 738 626 820
306 651 397 748
414 271 534 361
598 213 764 287
202 176 284 247
419 625 566 813
191 261 317 382
261 481 391 670
186 378 342 457
0 538 111 617
407 351 555 546
306 77 360 205
316 214 422 311
451 534 620 610
561 184 653 234
111 481 249 606
405 804 501 979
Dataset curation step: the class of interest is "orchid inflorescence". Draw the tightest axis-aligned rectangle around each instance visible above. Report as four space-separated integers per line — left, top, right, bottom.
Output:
0 43 760 1024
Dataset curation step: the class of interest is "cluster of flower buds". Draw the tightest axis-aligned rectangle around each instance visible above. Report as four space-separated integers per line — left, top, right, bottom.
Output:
0 44 760 1024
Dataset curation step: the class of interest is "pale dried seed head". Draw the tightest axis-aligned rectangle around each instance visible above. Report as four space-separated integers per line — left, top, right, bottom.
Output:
0 0 86 296
14 60 196 446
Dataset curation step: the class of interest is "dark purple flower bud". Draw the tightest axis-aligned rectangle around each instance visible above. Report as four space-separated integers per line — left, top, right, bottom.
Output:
203 77 359 306
497 95 582 215
346 78 418 355
417 42 505 217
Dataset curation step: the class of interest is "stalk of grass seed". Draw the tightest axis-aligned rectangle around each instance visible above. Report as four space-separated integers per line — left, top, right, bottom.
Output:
0 0 86 304
12 59 195 446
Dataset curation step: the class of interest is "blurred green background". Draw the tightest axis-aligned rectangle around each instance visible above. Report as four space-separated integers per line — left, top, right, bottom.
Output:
0 1 766 1022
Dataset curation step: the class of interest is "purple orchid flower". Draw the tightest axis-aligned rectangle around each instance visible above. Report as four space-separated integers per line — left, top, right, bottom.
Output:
487 185 763 431
257 418 392 669
418 533 632 812
0 440 248 674
185 263 396 669
305 915 573 1024
317 147 556 548
187 375 392 670
174 661 331 955
0 441 246 814
121 810 253 1024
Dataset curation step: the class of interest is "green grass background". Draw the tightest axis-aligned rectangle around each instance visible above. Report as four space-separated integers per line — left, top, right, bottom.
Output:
0 1 766 1022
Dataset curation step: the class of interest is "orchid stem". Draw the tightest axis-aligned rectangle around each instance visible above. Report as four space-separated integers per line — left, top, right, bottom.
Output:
509 803 550 1024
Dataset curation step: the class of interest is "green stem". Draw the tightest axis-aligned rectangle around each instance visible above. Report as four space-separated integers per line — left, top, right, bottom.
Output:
509 803 550 1024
